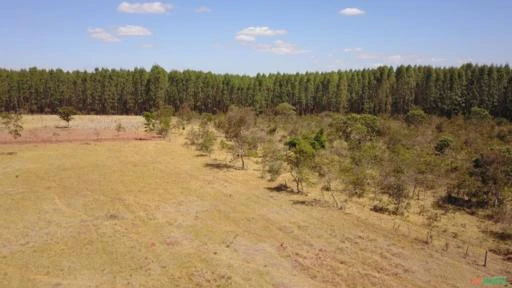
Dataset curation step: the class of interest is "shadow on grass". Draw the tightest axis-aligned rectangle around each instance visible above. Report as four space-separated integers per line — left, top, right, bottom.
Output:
484 230 512 242
291 199 331 208
265 183 296 195
0 152 17 156
204 162 233 170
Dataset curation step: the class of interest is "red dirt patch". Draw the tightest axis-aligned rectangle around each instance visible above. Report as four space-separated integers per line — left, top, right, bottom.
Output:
0 128 159 145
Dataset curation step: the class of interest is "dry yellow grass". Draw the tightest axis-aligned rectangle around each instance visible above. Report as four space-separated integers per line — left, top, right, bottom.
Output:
20 115 145 130
1 116 511 287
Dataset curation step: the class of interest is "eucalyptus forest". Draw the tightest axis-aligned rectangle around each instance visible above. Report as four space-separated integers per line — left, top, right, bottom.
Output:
2 64 512 119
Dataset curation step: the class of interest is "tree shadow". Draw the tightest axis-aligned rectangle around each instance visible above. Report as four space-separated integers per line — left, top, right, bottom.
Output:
291 199 332 208
204 162 233 170
484 230 512 242
265 183 296 195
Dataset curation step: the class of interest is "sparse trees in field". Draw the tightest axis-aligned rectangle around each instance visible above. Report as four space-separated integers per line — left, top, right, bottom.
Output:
57 107 77 127
0 112 23 139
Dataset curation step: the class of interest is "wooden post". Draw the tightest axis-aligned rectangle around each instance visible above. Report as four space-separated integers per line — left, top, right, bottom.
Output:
484 250 488 267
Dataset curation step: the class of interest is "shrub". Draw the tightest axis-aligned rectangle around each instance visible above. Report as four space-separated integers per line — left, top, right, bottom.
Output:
115 122 126 133
435 136 453 155
468 107 492 122
274 102 296 117
198 130 217 156
334 114 381 147
57 106 77 127
381 177 409 214
261 141 285 181
143 105 173 137
405 107 428 127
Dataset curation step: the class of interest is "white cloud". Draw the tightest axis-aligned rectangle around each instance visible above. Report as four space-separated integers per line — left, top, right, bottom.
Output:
195 6 211 13
237 26 287 38
429 57 448 62
387 54 403 63
256 40 308 55
343 48 363 53
88 28 120 43
234 26 305 55
235 34 256 42
117 25 152 36
356 53 379 60
117 2 172 14
339 8 366 16
456 58 473 64
345 49 448 66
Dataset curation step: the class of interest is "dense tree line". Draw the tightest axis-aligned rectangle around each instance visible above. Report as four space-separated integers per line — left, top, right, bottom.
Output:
1 64 512 119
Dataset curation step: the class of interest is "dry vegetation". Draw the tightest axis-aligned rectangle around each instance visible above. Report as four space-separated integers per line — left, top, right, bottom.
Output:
1 114 511 287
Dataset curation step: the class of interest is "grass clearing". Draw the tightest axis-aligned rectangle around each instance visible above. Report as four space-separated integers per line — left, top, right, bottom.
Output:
0 116 511 287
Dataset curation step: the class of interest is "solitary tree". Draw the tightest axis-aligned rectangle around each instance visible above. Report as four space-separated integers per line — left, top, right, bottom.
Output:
57 107 77 128
1 112 23 139
220 106 256 169
285 129 326 193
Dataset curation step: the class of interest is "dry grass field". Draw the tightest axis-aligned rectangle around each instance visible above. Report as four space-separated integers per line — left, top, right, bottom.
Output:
1 116 511 287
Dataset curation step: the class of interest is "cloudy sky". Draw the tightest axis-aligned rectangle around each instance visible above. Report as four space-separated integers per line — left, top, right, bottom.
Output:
1 0 511 74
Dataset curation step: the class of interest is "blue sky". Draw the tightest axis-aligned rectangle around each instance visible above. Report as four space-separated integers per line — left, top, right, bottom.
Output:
0 0 511 74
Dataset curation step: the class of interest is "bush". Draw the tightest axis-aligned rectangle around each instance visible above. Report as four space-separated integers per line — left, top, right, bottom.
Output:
262 141 285 181
405 107 428 127
115 122 126 133
334 114 381 147
435 136 453 155
57 107 77 127
274 103 296 117
468 107 492 122
381 177 409 214
143 105 173 137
